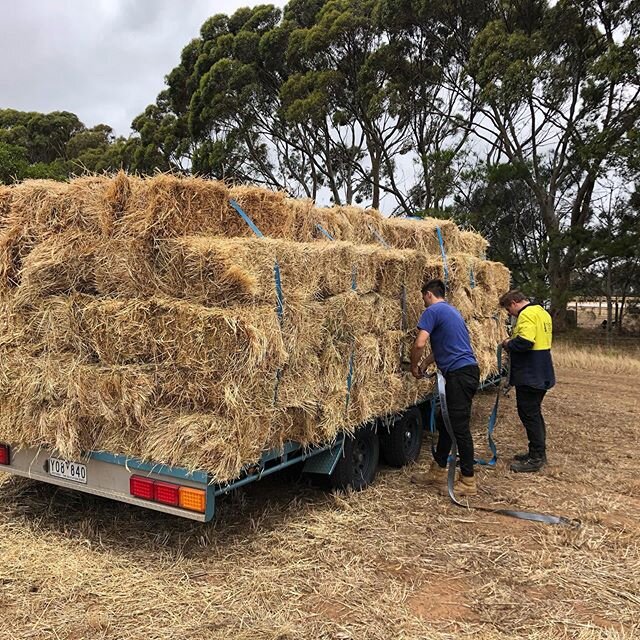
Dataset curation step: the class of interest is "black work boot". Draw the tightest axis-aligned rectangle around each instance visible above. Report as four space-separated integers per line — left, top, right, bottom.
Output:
510 457 545 473
514 451 547 463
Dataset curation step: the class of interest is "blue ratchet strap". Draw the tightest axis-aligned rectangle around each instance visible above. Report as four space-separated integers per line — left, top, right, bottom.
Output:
429 386 438 459
474 343 502 467
315 221 357 412
345 270 357 409
315 223 335 241
469 264 476 289
401 285 408 331
229 199 264 238
229 199 285 399
368 224 390 248
435 226 449 291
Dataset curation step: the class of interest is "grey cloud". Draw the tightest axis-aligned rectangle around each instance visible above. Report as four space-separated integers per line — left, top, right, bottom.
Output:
0 0 286 136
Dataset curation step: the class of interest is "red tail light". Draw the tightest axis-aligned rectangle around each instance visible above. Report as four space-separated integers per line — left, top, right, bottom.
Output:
0 444 9 465
129 474 205 513
130 475 154 500
154 481 180 506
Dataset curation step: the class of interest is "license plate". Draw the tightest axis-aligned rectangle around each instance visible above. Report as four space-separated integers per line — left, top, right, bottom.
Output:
48 457 87 484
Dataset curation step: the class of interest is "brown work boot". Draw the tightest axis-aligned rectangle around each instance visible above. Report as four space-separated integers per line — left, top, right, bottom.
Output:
452 474 477 496
411 462 447 487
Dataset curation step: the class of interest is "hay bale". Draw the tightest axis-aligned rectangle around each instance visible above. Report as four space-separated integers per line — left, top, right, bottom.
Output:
380 217 460 255
459 230 488 258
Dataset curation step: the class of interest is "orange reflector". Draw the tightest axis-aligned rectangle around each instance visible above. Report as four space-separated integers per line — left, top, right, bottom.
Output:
179 486 206 513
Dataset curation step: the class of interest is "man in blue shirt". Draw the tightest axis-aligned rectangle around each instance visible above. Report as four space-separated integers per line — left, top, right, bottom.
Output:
410 279 480 496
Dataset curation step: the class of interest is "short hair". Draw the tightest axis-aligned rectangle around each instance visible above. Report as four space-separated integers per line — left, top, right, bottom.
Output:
421 279 446 299
499 289 528 308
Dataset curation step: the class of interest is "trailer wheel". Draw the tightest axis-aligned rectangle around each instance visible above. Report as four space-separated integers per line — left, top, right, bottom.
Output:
380 407 423 468
330 426 379 491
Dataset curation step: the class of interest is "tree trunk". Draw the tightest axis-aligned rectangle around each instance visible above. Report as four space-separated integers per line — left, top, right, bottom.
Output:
606 257 613 338
547 236 570 331
370 150 381 210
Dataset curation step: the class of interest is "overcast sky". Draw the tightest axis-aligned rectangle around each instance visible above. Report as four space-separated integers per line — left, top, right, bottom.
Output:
0 0 287 136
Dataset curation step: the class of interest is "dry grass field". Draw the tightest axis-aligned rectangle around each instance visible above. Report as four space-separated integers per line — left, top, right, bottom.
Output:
1 337 639 640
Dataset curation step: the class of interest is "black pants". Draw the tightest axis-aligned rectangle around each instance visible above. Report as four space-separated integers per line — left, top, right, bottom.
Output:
435 365 480 477
515 386 547 459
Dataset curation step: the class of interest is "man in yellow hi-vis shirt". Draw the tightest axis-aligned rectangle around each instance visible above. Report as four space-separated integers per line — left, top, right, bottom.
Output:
499 290 555 473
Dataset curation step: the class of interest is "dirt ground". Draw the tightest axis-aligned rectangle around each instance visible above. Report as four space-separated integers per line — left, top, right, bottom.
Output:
0 363 639 640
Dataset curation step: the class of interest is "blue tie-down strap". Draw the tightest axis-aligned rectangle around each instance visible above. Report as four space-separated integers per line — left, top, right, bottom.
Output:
315 223 335 241
401 285 408 331
469 265 476 289
229 199 264 238
229 198 285 404
368 224 390 248
345 348 355 411
273 261 284 323
429 388 438 459
474 402 499 467
475 344 503 467
435 226 449 289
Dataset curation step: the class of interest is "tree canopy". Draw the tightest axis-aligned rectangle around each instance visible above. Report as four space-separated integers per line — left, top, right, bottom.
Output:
2 0 639 326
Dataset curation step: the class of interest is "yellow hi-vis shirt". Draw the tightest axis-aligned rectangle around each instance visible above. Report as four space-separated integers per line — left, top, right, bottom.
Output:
512 304 553 350
508 304 555 389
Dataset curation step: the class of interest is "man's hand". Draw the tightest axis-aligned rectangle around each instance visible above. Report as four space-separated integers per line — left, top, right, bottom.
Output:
501 338 510 350
411 329 430 380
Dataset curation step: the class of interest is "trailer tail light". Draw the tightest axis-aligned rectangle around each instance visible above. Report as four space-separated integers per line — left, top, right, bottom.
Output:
129 475 206 513
130 475 154 500
154 481 180 506
0 444 9 465
179 486 206 513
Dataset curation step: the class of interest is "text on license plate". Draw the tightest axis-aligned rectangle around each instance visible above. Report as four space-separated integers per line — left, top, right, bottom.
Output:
48 457 87 484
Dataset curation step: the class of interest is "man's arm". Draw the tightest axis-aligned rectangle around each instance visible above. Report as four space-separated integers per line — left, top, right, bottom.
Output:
411 329 432 379
503 312 536 351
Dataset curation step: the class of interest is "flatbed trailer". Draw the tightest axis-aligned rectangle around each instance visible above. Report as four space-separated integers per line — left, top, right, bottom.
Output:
0 373 502 522
0 404 427 522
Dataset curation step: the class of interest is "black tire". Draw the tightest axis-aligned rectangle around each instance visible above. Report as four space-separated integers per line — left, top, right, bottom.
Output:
380 407 424 468
329 426 379 491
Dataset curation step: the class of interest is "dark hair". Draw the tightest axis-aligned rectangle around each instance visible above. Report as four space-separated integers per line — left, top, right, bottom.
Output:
421 279 446 299
499 289 528 308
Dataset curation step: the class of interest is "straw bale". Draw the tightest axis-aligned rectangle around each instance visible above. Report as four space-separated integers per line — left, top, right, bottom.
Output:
93 237 158 298
332 205 386 244
280 300 325 364
10 295 286 376
467 315 508 379
291 200 354 242
472 260 511 316
276 354 322 412
458 229 488 258
14 231 100 305
0 351 158 457
228 185 297 239
0 185 11 230
323 291 404 337
117 175 230 239
447 253 479 320
154 235 279 306
4 177 112 238
380 217 460 255
154 236 372 304
139 408 278 479
77 297 287 372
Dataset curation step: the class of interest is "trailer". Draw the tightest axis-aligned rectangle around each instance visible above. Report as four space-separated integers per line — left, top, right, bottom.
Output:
0 403 427 522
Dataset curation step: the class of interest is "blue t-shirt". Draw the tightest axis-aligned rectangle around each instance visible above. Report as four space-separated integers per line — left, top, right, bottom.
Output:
417 302 477 374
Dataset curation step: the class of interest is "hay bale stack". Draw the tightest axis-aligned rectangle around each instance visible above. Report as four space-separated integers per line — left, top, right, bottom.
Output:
0 174 509 481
